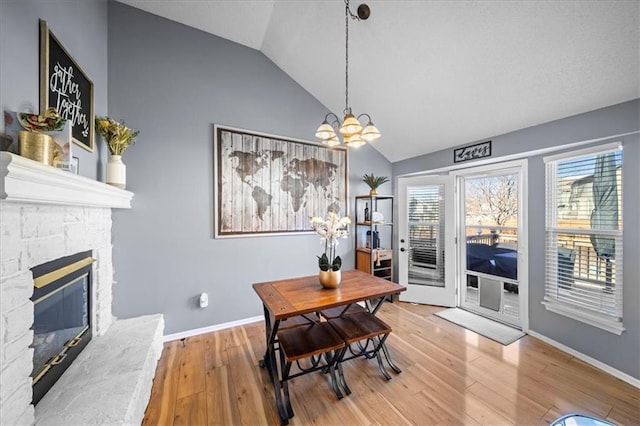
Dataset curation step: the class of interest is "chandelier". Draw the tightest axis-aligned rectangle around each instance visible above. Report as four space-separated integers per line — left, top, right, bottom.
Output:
315 0 380 148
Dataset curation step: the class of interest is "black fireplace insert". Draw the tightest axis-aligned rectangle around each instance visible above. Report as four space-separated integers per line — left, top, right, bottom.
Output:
30 251 93 405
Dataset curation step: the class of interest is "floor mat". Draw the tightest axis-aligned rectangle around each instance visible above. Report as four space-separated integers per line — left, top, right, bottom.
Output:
434 308 525 345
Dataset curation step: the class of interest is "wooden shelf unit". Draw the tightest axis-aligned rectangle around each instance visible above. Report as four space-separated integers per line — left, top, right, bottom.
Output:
354 195 394 281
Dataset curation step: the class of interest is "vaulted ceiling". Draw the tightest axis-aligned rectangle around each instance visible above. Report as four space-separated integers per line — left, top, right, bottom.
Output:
116 0 640 162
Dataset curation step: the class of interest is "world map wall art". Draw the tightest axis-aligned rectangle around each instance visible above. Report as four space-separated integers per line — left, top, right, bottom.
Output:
214 125 348 238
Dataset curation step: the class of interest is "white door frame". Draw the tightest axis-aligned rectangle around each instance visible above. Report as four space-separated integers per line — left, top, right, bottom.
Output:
451 159 529 332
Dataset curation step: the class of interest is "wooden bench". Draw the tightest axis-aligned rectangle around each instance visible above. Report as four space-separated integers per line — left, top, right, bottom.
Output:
327 311 393 395
277 322 345 419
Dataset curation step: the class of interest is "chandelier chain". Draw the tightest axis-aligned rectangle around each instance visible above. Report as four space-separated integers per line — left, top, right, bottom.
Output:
345 1 349 114
344 0 360 116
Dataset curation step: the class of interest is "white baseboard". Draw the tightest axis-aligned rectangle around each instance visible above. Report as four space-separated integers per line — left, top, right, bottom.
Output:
527 330 640 389
163 315 264 342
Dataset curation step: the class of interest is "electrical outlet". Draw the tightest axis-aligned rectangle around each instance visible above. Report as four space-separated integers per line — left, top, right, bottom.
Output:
199 292 208 308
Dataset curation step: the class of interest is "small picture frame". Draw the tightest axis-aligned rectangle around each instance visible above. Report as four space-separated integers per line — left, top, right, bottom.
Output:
71 156 79 174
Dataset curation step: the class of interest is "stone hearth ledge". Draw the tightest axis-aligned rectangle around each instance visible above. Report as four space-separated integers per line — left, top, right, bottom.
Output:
35 314 164 425
0 152 133 208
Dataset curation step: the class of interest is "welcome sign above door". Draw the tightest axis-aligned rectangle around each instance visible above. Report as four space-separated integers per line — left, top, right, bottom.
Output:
454 140 492 163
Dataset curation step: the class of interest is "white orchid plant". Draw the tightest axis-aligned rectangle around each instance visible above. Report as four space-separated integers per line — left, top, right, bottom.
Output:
310 211 351 271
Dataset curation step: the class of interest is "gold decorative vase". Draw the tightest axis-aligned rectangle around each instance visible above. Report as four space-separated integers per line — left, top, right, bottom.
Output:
19 131 55 166
369 188 378 196
319 269 341 289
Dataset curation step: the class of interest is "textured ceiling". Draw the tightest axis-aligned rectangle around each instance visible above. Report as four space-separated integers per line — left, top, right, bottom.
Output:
116 0 640 162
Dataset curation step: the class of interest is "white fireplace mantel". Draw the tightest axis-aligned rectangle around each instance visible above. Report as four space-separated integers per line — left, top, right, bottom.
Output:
0 153 160 426
0 152 133 208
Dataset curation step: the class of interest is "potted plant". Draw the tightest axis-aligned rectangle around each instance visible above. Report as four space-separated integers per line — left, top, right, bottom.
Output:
363 173 389 195
95 116 139 189
310 212 351 288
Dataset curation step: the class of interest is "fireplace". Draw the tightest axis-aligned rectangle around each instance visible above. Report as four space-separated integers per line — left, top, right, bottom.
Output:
30 251 94 405
1 152 162 426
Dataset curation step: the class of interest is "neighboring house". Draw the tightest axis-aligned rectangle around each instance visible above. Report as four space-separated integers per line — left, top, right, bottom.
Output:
559 166 622 225
555 166 623 284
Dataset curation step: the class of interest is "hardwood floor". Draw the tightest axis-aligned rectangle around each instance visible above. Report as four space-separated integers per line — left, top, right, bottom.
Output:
143 303 639 425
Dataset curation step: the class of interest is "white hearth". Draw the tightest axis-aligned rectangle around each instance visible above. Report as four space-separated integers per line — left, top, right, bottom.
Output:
0 153 163 425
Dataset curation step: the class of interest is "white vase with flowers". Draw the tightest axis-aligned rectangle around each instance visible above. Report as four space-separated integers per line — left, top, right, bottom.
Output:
310 212 351 288
95 116 139 189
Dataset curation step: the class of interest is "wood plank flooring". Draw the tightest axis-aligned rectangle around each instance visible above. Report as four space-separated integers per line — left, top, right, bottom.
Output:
143 303 639 425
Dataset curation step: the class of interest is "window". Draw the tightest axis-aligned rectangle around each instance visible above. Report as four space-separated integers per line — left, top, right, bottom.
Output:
543 142 624 334
408 185 444 280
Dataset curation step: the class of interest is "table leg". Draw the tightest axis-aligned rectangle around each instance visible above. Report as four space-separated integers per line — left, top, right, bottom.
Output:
260 305 290 424
260 305 275 369
367 297 385 315
279 350 295 419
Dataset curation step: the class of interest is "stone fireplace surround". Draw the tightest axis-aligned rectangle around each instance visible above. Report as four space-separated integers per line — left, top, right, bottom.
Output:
0 153 164 425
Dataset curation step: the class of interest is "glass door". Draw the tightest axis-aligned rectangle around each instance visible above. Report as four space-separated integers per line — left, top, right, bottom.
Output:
457 163 525 328
398 175 455 306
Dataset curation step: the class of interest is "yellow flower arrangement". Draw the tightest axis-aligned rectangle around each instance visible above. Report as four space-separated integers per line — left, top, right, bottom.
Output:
95 116 139 156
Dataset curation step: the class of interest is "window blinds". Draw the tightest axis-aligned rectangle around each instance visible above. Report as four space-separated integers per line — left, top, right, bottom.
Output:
543 143 623 331
407 185 445 275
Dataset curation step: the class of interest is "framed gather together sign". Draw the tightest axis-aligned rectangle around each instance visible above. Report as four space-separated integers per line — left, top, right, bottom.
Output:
39 20 94 152
214 125 348 238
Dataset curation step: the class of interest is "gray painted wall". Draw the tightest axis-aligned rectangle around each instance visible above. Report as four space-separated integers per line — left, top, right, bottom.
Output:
0 0 108 180
4 0 635 380
107 2 392 335
393 99 640 379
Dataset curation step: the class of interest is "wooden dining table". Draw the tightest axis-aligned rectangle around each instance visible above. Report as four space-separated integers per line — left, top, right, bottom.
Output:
253 269 406 423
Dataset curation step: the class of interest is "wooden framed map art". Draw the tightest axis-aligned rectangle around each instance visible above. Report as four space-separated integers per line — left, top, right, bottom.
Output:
40 20 94 152
214 125 348 238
